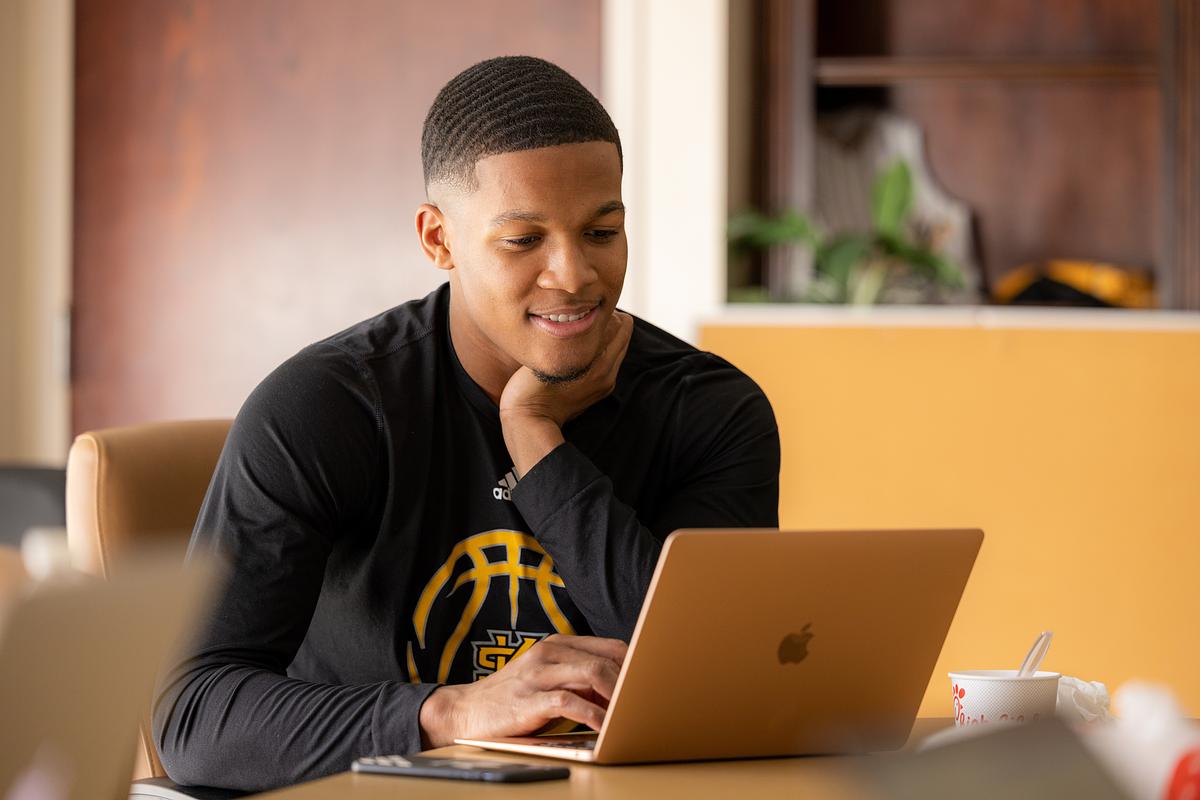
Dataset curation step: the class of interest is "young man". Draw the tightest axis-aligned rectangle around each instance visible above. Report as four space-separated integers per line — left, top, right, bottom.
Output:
154 56 779 792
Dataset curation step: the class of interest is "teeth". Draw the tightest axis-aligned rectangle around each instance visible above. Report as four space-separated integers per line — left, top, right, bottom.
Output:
542 310 589 323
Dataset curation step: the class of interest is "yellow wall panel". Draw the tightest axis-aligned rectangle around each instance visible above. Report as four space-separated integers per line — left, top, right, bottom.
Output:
699 321 1200 718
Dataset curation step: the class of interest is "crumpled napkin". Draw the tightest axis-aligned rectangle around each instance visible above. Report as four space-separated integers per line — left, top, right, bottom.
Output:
1056 675 1112 722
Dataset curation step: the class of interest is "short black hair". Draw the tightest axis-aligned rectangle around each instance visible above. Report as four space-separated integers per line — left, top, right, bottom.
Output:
421 55 622 191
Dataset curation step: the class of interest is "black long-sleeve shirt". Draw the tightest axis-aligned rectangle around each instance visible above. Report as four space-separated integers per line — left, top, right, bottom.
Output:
153 283 779 791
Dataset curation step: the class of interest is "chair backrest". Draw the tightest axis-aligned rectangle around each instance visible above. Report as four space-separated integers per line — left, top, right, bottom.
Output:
65 419 232 779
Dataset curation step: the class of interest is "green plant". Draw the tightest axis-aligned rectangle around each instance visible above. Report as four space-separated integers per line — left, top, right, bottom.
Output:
727 161 965 304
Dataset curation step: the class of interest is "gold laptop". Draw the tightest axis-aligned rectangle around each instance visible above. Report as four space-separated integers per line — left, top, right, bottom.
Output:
456 528 983 764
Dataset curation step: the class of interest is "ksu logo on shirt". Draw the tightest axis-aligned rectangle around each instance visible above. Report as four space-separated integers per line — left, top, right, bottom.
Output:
493 469 518 501
471 629 545 680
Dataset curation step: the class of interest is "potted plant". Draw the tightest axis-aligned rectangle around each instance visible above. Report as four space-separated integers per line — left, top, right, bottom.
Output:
728 161 966 304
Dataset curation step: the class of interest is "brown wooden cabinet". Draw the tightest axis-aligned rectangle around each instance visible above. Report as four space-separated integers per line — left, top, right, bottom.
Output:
740 0 1200 309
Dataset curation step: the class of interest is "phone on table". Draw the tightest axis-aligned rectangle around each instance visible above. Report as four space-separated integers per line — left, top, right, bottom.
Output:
351 754 570 783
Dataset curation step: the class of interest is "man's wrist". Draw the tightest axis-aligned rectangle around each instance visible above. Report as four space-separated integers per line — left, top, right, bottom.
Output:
418 684 463 750
500 411 565 477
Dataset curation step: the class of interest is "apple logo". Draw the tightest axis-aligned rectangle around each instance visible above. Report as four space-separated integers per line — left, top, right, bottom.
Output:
778 623 814 665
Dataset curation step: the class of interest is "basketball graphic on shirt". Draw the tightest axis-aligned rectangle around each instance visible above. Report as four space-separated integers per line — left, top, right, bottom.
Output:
407 530 576 684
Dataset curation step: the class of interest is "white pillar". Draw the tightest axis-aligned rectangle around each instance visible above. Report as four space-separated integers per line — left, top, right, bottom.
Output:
0 0 73 463
603 0 728 344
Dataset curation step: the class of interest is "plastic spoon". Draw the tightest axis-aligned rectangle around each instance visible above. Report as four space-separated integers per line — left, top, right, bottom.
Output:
1017 630 1054 677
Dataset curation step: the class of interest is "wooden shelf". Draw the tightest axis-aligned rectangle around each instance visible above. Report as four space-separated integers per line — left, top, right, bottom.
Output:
814 57 1158 86
742 0 1200 308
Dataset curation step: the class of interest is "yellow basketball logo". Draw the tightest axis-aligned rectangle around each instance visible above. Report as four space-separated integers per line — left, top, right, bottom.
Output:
407 530 576 684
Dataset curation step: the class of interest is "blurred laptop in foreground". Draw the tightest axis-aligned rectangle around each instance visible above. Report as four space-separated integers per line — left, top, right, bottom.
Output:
860 718 1130 799
0 553 225 800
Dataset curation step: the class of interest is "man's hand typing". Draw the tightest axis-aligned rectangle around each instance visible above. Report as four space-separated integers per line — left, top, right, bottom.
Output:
417 634 628 748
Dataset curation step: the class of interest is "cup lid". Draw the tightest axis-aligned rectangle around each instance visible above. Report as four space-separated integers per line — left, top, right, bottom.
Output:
948 669 1061 681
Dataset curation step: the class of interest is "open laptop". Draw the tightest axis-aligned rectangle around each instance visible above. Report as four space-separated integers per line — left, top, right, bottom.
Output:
456 528 983 764
0 554 221 800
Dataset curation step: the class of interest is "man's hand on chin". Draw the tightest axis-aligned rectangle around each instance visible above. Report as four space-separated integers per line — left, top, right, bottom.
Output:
498 311 633 477
417 634 628 748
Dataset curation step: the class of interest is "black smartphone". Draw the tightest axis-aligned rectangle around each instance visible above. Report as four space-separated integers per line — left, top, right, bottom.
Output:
351 754 570 783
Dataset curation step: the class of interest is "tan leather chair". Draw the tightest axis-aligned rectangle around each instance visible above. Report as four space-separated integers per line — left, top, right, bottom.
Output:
66 419 232 780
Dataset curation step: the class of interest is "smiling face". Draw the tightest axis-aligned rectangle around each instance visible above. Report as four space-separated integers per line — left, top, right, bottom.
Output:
417 140 627 399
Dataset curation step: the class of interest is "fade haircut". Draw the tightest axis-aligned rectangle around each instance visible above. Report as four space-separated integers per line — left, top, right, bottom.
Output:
421 55 622 192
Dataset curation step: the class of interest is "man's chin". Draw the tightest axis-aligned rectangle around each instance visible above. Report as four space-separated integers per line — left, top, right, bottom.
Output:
524 339 606 385
529 349 603 385
531 362 592 385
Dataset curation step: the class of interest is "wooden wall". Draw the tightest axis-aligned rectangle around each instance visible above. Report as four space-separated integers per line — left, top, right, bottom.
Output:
72 0 602 434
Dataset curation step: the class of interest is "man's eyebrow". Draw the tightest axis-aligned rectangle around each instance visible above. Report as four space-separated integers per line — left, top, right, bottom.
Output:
591 201 626 219
489 210 547 228
488 201 625 228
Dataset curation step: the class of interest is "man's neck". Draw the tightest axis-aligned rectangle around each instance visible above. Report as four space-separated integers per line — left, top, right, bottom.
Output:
446 288 517 407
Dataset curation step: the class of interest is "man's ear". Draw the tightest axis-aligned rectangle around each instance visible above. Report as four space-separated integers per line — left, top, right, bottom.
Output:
415 203 454 271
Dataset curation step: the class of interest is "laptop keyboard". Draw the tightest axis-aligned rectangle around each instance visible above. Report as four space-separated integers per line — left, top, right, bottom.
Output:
538 739 597 750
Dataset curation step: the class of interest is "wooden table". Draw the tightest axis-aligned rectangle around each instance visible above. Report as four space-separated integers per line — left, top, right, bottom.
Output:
253 720 952 799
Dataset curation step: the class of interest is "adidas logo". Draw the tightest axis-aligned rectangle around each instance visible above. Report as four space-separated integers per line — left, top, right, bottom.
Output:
493 469 519 501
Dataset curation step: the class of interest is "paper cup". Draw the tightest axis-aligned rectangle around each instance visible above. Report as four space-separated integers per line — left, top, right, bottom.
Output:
949 670 1061 727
